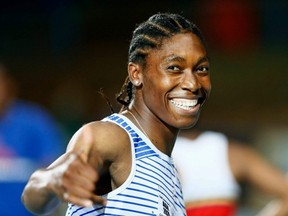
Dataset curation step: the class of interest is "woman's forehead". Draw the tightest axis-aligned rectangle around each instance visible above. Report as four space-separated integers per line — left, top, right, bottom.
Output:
148 33 207 60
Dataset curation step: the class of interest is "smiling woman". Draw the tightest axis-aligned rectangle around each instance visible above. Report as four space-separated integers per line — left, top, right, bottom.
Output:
127 33 210 131
22 13 211 216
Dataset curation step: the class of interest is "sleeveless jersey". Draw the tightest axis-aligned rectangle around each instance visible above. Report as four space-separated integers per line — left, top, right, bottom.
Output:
66 113 186 216
172 131 240 216
172 131 240 202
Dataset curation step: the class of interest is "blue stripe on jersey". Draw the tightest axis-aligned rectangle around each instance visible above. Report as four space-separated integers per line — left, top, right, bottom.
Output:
66 113 186 216
99 206 157 215
117 193 158 204
78 206 157 216
131 175 173 208
69 206 84 215
139 160 174 186
135 169 173 197
131 181 159 192
125 187 158 198
94 214 124 216
134 141 145 147
136 149 158 158
135 144 153 154
149 157 175 175
135 145 150 152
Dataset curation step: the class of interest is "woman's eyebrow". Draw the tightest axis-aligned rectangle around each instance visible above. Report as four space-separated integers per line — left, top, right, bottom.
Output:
164 55 186 63
196 56 210 65
164 55 210 64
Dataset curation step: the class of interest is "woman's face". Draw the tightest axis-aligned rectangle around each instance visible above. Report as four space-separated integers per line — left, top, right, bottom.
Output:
141 32 211 129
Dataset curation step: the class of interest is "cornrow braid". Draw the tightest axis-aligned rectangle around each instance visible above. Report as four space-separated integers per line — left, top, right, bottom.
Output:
116 13 206 111
116 76 134 112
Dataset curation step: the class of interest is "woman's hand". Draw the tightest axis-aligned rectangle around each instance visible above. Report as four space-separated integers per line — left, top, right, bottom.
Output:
46 150 106 207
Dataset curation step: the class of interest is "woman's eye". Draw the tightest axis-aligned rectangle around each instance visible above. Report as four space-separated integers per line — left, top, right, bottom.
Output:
197 66 209 73
167 66 181 71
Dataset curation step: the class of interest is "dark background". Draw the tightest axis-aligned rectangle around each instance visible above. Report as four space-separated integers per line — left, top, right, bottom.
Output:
1 0 288 214
1 0 287 139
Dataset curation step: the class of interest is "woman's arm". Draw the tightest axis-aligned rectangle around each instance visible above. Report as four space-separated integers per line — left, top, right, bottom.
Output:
21 123 109 215
229 142 288 216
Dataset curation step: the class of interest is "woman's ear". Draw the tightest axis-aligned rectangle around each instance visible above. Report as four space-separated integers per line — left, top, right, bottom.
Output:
128 62 142 87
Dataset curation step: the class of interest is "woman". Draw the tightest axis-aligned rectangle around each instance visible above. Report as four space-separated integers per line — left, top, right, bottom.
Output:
22 13 211 215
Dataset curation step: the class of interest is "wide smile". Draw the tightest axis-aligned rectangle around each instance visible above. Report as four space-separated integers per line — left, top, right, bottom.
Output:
170 98 198 111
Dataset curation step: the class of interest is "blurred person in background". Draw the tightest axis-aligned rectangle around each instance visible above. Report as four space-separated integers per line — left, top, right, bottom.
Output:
0 62 64 216
172 129 288 216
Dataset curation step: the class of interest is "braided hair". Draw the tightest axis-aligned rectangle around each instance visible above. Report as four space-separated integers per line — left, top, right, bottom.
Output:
116 13 206 112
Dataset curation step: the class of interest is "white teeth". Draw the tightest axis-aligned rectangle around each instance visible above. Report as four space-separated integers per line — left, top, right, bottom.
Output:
171 99 198 110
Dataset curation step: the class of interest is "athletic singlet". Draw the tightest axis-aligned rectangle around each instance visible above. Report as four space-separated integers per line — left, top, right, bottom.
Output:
172 131 240 216
66 113 186 216
172 131 240 202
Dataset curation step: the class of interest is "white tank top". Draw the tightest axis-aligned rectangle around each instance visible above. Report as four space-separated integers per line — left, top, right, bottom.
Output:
172 131 240 202
66 113 186 216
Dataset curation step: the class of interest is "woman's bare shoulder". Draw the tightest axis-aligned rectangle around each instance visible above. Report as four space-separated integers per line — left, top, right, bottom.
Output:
66 120 130 162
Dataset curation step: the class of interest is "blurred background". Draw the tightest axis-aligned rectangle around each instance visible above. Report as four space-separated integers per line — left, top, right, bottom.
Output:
0 0 287 215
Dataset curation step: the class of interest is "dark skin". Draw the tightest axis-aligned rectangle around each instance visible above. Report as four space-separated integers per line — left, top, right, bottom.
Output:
21 32 211 215
129 33 210 153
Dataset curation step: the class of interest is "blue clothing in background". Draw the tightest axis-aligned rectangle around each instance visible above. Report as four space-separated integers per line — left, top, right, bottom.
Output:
0 100 64 216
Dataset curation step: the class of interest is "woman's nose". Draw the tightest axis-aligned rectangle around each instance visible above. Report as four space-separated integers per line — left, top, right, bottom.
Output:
180 71 201 92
